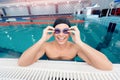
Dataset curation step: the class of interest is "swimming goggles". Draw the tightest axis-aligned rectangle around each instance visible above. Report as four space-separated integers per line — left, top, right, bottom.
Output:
54 28 69 34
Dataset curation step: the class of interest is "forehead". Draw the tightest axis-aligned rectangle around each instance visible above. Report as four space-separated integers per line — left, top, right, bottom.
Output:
55 23 69 29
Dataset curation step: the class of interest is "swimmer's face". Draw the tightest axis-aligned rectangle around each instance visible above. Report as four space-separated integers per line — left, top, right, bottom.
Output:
54 23 70 45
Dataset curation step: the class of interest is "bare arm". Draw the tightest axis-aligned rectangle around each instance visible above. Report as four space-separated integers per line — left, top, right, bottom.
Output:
18 26 54 66
77 41 113 70
18 39 45 66
69 26 113 70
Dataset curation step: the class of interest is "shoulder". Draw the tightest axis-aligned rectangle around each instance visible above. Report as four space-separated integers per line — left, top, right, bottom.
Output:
42 41 54 47
68 41 75 46
68 41 74 47
69 42 81 52
68 41 79 49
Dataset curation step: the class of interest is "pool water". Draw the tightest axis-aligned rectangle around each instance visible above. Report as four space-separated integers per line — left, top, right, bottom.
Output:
0 20 120 63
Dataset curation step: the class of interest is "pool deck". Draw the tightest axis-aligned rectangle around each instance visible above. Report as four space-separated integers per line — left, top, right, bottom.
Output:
0 58 120 80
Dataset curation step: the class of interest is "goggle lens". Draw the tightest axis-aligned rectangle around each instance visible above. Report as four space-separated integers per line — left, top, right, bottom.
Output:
54 28 69 34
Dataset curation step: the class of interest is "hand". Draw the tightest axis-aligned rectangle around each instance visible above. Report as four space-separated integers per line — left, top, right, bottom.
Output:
41 26 54 42
69 26 82 44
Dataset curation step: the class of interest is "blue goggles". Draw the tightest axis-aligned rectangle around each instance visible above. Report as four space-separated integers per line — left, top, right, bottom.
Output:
54 28 69 34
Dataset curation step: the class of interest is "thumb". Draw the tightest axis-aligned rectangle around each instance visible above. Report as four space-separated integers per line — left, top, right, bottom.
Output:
70 32 75 40
47 32 54 40
70 32 75 37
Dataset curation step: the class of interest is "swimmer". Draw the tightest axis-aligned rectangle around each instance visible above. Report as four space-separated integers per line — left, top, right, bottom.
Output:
18 18 113 70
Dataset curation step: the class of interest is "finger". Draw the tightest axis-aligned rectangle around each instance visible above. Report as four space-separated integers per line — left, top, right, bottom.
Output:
47 30 54 35
47 26 53 28
69 27 75 30
46 28 55 33
47 31 54 33
48 32 54 37
47 26 55 29
69 29 75 31
74 26 79 30
69 32 73 35
68 31 75 35
46 26 55 31
74 26 79 31
70 26 75 28
71 26 77 28
70 32 75 39
68 30 75 33
69 26 79 31
69 28 76 32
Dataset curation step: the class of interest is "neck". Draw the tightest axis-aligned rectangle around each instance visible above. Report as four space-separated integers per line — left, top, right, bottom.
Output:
54 41 68 49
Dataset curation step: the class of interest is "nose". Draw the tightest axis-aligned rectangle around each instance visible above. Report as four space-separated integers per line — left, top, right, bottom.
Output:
59 31 64 35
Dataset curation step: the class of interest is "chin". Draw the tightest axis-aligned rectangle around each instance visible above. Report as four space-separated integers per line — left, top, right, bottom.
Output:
58 41 66 45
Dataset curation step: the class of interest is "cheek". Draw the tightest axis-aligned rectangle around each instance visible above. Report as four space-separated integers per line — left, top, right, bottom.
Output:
66 32 70 36
67 34 70 38
53 34 58 39
64 34 70 38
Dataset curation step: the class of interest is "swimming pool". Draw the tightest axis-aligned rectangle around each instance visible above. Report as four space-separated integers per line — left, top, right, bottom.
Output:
0 17 120 63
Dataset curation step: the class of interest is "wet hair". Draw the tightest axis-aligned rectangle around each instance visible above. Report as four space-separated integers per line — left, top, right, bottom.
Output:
53 18 71 28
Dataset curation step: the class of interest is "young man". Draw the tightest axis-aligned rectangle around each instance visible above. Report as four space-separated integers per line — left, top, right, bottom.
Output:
18 18 113 70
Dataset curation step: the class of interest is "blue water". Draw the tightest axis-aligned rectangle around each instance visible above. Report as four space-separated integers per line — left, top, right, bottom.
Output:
0 18 120 63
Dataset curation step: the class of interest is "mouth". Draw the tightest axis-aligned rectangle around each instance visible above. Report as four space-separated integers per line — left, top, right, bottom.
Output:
56 36 66 42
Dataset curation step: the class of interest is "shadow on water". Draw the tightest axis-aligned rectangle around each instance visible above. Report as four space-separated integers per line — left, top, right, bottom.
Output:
0 47 22 57
96 22 116 51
